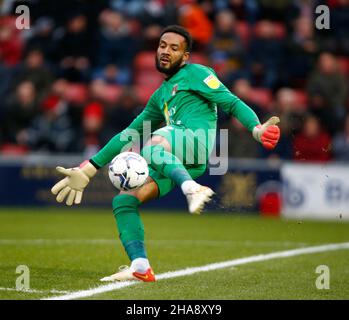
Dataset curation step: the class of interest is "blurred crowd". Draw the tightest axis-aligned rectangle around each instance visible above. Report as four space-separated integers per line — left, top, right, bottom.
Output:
0 0 348 162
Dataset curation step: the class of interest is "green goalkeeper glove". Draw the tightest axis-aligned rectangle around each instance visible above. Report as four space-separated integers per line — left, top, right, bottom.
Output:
51 160 97 206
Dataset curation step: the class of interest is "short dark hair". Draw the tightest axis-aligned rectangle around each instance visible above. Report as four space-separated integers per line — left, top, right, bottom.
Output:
160 25 193 52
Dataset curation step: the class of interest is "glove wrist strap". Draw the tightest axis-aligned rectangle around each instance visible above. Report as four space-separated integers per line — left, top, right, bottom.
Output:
252 125 262 142
80 161 97 178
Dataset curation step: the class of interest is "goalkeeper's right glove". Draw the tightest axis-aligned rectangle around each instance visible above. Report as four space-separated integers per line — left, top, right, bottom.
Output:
51 160 97 206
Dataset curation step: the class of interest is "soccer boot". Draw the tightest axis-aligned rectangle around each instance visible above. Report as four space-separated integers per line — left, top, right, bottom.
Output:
100 265 156 282
185 185 215 214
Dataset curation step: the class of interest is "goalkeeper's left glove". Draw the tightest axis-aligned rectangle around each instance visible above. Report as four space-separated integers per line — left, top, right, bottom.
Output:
252 116 280 150
51 160 97 206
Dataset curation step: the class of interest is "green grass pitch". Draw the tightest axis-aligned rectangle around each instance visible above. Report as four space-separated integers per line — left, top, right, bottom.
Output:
0 208 348 300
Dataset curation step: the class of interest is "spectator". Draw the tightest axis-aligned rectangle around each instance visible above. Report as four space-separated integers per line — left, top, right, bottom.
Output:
331 0 349 55
110 0 178 27
139 0 172 27
178 0 213 49
2 81 39 147
25 17 55 61
222 117 258 158
0 61 13 107
293 114 332 162
12 49 54 101
260 88 304 160
332 113 349 161
274 87 306 135
139 24 162 51
208 10 245 86
215 0 259 24
258 0 299 25
26 95 76 153
88 79 117 108
95 9 138 72
52 13 92 82
48 78 83 128
0 17 23 67
286 16 319 87
92 64 130 85
307 52 348 134
105 86 142 136
79 102 105 158
247 20 286 89
231 78 265 120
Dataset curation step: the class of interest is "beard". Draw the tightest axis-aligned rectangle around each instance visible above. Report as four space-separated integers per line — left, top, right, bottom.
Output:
155 55 184 76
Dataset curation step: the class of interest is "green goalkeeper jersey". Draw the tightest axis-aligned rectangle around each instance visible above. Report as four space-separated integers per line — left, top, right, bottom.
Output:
91 63 260 168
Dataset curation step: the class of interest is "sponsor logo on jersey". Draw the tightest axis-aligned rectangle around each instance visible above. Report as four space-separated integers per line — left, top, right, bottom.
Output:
203 74 220 89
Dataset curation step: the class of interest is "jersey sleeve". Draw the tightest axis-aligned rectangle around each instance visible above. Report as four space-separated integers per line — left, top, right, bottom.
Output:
187 65 260 131
90 91 165 168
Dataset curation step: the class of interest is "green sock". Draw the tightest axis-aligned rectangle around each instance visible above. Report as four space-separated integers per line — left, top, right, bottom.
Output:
112 194 147 261
141 144 192 186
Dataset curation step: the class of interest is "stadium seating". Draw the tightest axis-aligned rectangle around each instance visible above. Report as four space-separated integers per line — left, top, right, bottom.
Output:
0 143 29 155
189 52 209 65
248 88 273 110
102 84 124 104
63 83 89 105
253 21 287 39
338 56 349 76
135 84 156 105
134 51 155 71
134 70 163 87
236 21 251 47
293 90 308 111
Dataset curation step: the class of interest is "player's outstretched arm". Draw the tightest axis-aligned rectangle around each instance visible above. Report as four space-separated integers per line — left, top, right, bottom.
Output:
252 116 280 150
51 92 164 206
51 160 97 206
185 65 280 150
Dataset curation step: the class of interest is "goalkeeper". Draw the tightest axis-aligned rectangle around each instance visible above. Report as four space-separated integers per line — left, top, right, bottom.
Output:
51 25 280 283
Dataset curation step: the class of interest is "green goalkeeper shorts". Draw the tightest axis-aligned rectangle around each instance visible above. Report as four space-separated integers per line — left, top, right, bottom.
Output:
148 124 208 198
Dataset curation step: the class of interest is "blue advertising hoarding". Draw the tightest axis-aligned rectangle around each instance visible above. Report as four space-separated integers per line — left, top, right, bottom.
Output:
0 156 281 212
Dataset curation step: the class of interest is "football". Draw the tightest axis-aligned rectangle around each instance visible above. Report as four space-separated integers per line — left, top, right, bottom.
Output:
108 152 149 191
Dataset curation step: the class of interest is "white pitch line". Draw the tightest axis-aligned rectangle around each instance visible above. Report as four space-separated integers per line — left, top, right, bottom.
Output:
43 241 349 300
0 239 310 247
0 287 70 294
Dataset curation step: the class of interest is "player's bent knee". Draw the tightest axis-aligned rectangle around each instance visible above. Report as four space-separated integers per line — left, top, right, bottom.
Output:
144 135 171 152
141 144 164 164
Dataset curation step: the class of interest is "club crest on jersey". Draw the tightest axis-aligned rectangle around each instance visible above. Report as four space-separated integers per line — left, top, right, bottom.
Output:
203 74 220 89
171 84 178 96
